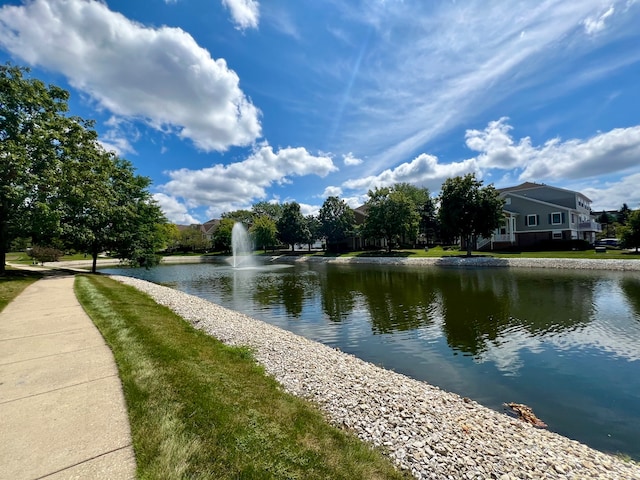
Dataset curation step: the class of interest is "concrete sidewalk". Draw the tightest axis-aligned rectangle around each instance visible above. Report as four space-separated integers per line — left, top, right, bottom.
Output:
0 273 136 479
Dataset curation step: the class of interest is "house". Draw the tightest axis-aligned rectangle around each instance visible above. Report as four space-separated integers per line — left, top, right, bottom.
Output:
479 182 602 250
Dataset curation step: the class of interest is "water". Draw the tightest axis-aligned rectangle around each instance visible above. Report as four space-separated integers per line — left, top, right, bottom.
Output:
231 222 254 268
101 261 640 459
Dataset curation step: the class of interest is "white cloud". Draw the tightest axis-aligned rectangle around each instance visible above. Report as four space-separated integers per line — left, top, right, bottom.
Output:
342 153 478 194
343 152 363 166
325 1 638 175
160 144 337 217
583 6 615 35
337 118 640 206
321 186 343 198
0 0 261 152
580 173 640 211
222 0 259 30
518 126 640 181
465 118 533 169
153 193 200 224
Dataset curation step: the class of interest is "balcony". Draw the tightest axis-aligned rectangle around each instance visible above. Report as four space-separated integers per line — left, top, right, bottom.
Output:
578 221 602 232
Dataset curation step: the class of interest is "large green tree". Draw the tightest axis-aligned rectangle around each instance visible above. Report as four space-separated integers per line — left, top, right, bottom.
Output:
252 201 283 223
620 210 640 253
1 63 167 274
250 215 278 253
318 196 355 252
438 173 504 256
363 186 420 252
214 218 235 253
277 202 307 251
393 183 437 244
0 63 70 274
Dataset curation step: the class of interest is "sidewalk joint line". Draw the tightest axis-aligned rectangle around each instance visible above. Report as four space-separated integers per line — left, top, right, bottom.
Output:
0 344 106 366
35 444 135 480
0 373 119 405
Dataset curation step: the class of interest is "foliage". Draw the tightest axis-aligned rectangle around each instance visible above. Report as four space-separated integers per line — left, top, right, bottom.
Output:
222 209 254 228
252 201 283 222
250 215 278 253
277 202 308 251
27 245 63 264
214 218 235 253
620 210 640 253
363 186 420 252
0 63 166 274
58 141 167 272
393 183 437 244
179 226 209 252
0 63 70 274
303 215 323 250
161 224 182 252
618 203 631 225
438 173 504 256
318 196 355 251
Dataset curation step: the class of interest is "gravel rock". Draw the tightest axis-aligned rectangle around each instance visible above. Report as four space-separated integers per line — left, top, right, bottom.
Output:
111 269 640 480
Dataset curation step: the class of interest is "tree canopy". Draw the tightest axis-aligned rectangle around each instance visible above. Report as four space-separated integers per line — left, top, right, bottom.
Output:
620 210 640 253
363 186 420 252
438 173 504 256
1 63 166 274
250 215 278 253
277 202 307 251
318 196 355 251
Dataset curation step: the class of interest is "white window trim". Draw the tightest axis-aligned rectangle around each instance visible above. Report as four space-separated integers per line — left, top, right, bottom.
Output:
526 214 537 226
551 212 563 225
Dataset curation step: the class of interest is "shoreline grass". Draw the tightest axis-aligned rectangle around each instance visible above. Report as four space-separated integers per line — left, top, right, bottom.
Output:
0 268 42 312
75 274 410 480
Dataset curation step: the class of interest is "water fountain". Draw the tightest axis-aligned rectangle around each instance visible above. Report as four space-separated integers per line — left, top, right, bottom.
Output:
231 222 255 268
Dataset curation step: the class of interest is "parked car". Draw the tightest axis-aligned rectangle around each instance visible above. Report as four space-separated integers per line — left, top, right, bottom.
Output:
595 238 620 248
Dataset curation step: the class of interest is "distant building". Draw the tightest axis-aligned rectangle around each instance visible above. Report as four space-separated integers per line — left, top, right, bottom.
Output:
479 182 602 250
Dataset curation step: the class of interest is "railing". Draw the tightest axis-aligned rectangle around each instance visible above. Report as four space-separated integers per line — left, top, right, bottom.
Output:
492 234 514 243
579 221 602 232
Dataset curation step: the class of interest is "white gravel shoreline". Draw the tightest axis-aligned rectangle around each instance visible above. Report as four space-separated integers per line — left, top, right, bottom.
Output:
111 263 640 480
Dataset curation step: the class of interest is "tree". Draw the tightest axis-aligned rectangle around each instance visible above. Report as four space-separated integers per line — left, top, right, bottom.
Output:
618 203 631 225
213 218 235 253
58 136 167 272
252 201 283 222
277 202 307 251
620 210 640 253
179 226 208 252
393 183 437 244
362 186 420 252
161 224 182 252
303 215 322 251
1 64 167 274
438 173 504 256
250 215 278 253
318 196 355 252
222 209 254 228
0 63 71 274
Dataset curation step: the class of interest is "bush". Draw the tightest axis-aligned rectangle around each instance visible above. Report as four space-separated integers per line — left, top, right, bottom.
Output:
28 245 63 264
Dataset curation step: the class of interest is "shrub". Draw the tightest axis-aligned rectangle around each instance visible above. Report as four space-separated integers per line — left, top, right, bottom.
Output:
28 245 63 264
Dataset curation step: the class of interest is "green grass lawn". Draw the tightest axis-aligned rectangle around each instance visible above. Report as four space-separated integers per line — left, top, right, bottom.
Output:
0 268 42 312
303 245 640 260
6 251 104 265
75 274 410 480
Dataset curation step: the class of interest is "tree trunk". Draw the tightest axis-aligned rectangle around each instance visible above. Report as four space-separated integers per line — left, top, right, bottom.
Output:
91 243 99 274
466 235 472 257
0 218 7 275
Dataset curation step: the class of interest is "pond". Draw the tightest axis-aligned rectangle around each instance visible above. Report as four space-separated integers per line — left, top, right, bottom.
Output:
101 261 640 460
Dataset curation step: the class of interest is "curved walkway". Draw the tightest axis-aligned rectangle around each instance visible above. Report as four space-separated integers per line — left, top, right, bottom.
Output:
0 271 135 480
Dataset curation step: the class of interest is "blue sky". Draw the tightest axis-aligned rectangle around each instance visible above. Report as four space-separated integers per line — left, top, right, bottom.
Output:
1 0 639 224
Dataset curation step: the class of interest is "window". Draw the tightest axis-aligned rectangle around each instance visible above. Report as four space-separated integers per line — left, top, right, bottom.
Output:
552 231 563 239
551 212 564 225
505 197 511 205
571 214 576 224
526 214 538 226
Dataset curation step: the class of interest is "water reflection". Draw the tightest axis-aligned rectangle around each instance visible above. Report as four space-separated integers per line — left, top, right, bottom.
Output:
102 262 640 459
